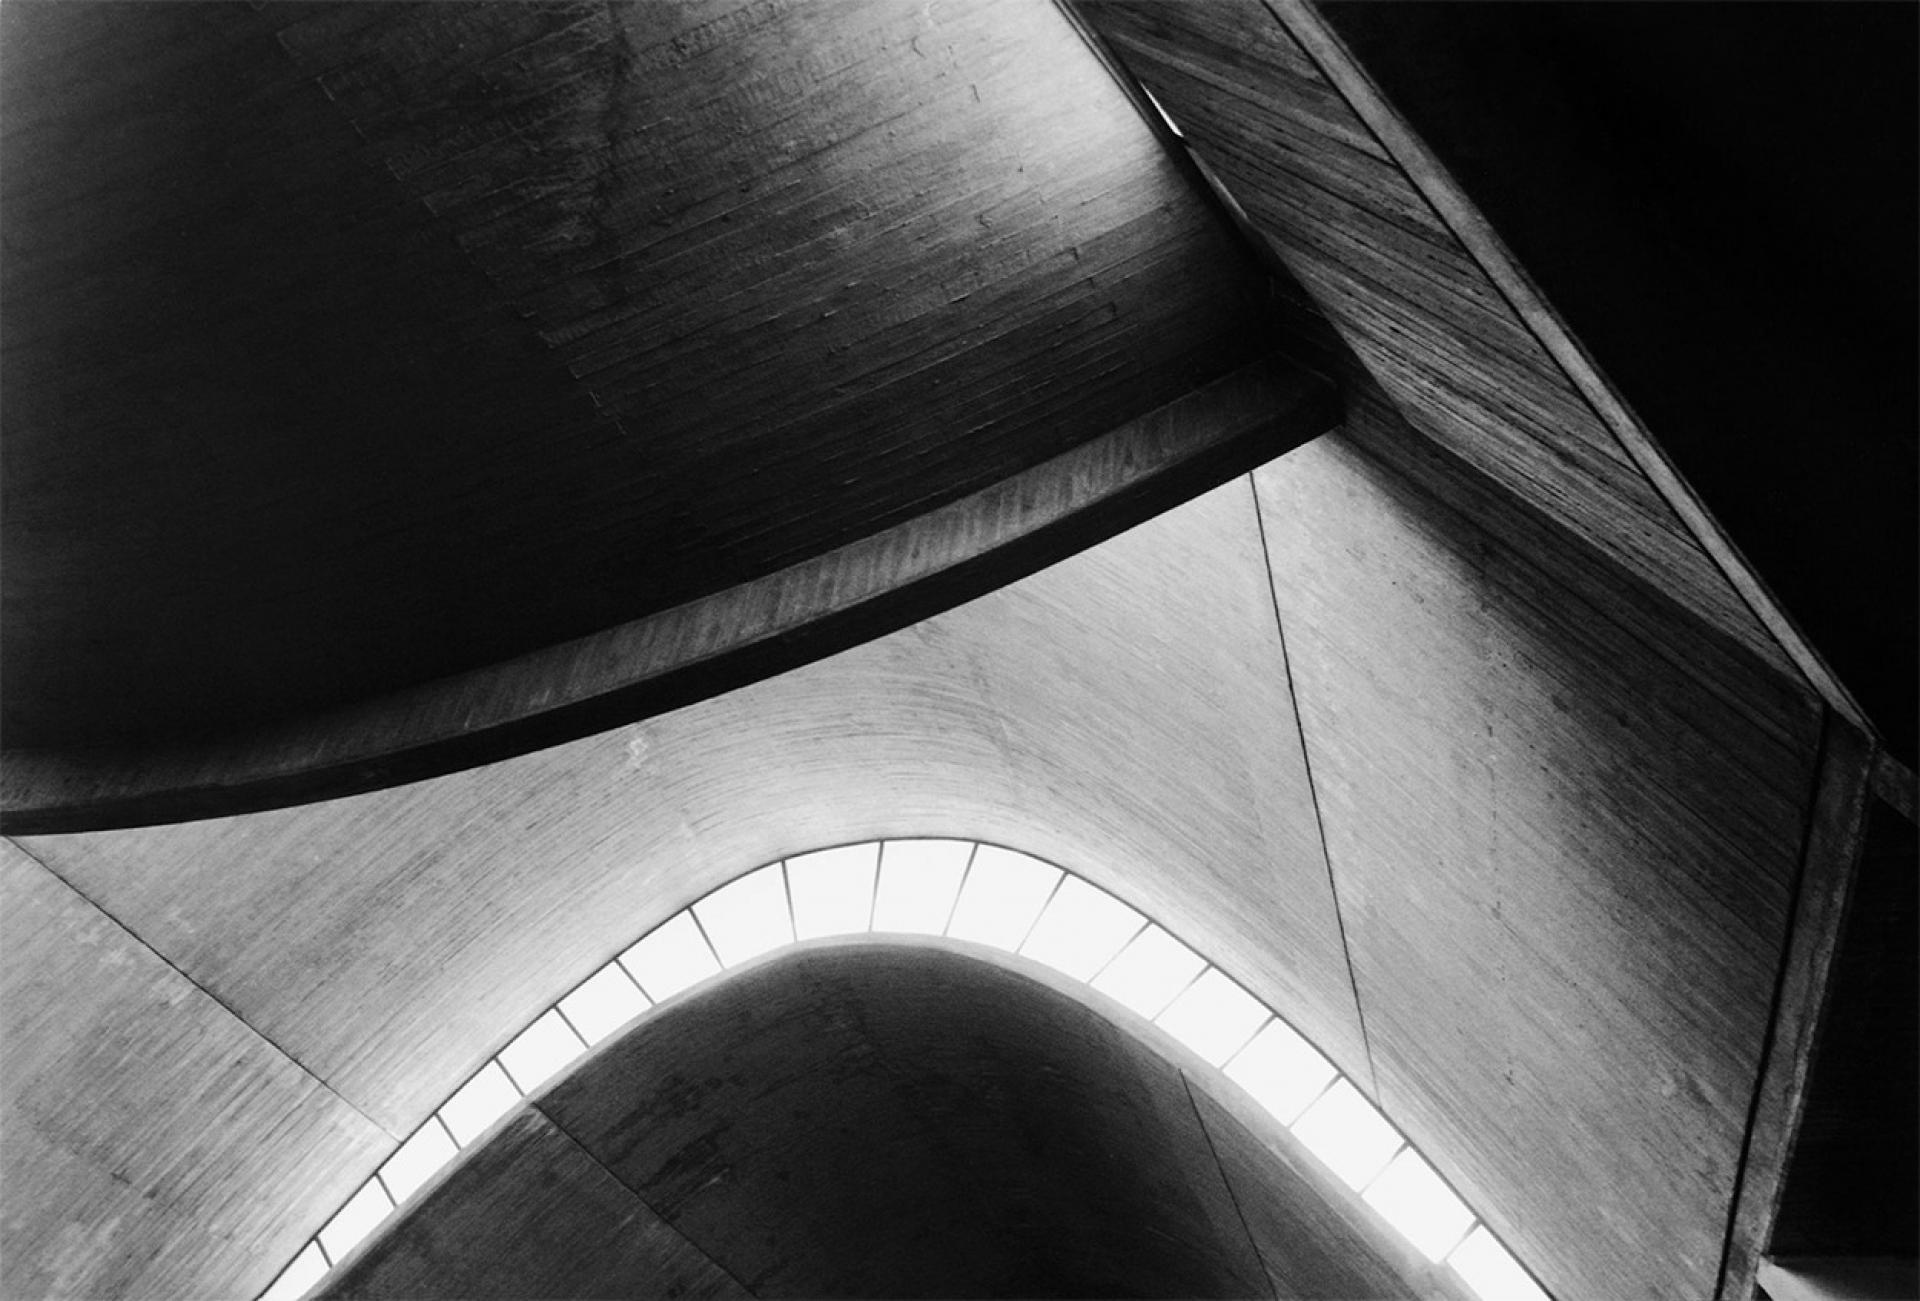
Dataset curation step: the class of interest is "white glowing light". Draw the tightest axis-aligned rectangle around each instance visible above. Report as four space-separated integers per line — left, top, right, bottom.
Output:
1291 1078 1404 1191
259 1242 328 1301
377 1119 459 1206
1364 1147 1475 1262
1449 1225 1550 1301
945 845 1061 952
788 843 878 939
1155 968 1269 1067
557 963 650 1046
316 1176 392 1265
499 1009 588 1094
1019 875 1145 981
619 911 721 1002
872 839 971 934
1089 924 1207 1020
264 843 1530 1301
692 863 794 966
1223 1018 1336 1126
437 1061 519 1147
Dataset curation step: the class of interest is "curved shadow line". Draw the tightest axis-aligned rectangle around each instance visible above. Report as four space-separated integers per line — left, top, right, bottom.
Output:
261 837 1550 1301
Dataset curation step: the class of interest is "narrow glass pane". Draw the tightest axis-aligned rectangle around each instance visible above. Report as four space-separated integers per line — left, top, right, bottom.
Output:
438 1061 519 1147
379 1119 459 1206
316 1176 393 1265
1291 1078 1404 1191
872 840 971 934
259 1241 328 1301
1223 1018 1337 1125
945 845 1060 951
558 963 650 1046
788 843 878 939
1089 925 1206 1020
1364 1148 1475 1262
1154 968 1269 1066
1449 1226 1550 1301
620 911 721 1002
499 1009 588 1093
692 863 794 966
1019 875 1144 981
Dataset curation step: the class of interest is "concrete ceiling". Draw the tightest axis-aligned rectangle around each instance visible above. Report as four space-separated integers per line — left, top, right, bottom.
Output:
0 0 1287 751
1316 0 1918 765
322 947 1474 1301
5 435 1863 1298
319 946 1465 1299
1 2 1911 1299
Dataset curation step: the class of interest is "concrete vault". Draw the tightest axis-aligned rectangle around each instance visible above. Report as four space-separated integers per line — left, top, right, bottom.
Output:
1 2 1912 1299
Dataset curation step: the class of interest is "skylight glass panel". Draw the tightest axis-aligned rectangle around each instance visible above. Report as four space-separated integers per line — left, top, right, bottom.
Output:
1449 1226 1549 1301
498 1009 588 1094
872 839 971 934
1019 875 1145 981
557 963 650 1046
438 1060 519 1147
620 910 722 1002
1154 968 1269 1066
1223 1017 1337 1125
261 1240 328 1301
1291 1078 1404 1191
692 863 794 966
316 1176 393 1265
788 843 878 939
1089 924 1206 1020
945 845 1061 951
1364 1147 1475 1262
378 1118 459 1206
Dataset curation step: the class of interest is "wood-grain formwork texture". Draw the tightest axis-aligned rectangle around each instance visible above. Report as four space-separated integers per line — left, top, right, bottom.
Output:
323 946 1468 1301
1258 411 1823 1299
5 412 1868 1299
0 0 1285 755
0 841 391 1301
6 477 1367 1299
1071 0 1830 710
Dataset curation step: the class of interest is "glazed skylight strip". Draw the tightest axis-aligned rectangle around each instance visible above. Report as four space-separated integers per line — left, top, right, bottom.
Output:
260 839 1549 1301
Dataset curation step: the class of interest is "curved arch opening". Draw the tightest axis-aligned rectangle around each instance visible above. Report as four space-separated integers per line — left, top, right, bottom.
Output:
262 840 1551 1301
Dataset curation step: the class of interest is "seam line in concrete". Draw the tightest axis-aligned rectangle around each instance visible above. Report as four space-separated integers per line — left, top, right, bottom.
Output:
534 1102 761 1298
1246 473 1380 1098
3 835 396 1141
1182 1071 1279 1301
1710 706 1844 1299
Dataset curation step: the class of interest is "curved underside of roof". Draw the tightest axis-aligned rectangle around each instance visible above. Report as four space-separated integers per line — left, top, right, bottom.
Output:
3 438 1850 1299
273 843 1539 1299
0 2 1908 1297
312 941 1506 1300
0 0 1327 778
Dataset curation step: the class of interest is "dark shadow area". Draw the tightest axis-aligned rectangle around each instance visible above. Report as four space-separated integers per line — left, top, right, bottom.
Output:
323 946 1444 1299
1321 2 1919 764
1770 800 1918 1260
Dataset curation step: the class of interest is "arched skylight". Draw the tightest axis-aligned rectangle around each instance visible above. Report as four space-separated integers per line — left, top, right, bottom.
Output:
260 839 1551 1301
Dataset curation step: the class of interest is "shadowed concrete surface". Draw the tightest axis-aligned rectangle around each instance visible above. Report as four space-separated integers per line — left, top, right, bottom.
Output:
324 946 1450 1300
1 2 1910 1297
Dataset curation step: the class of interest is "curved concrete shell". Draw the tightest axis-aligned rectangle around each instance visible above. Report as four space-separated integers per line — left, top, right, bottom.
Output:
2 2 1912 1299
